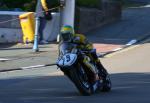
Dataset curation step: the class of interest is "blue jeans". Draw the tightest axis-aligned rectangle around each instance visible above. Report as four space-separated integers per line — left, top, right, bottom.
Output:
38 17 47 41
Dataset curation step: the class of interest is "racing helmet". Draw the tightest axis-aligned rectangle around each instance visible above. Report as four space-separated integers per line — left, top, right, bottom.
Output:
60 25 74 42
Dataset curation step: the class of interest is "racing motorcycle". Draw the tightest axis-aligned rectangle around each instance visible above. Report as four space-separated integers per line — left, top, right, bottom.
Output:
57 42 111 95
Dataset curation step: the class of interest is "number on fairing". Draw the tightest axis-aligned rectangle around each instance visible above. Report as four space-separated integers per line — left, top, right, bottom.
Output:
57 53 77 67
66 55 71 62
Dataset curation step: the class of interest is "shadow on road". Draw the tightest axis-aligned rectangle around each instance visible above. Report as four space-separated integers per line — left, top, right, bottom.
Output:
0 72 150 103
0 43 17 49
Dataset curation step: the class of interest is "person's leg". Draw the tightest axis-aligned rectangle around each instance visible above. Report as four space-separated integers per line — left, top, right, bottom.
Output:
38 18 42 41
38 18 47 42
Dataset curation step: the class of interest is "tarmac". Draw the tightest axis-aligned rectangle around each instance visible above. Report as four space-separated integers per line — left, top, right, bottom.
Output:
1 3 150 73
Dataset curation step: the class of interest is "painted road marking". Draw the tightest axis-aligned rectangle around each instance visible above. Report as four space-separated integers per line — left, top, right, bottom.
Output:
105 37 150 58
103 39 139 58
0 58 10 61
126 39 137 46
105 45 140 58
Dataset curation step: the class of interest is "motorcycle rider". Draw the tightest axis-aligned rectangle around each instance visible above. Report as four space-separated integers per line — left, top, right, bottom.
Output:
59 25 108 82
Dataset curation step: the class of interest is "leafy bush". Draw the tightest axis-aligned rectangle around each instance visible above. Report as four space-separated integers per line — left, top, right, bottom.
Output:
0 0 36 11
0 0 103 11
76 0 101 8
118 0 146 8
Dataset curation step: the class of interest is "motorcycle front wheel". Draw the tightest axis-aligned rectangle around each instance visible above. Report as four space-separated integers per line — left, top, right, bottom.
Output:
69 64 92 96
101 75 111 92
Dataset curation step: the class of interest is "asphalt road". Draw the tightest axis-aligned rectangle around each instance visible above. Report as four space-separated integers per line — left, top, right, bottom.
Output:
102 38 150 73
0 38 150 103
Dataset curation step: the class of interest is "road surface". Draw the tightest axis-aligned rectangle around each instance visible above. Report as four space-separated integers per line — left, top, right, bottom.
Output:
0 38 150 103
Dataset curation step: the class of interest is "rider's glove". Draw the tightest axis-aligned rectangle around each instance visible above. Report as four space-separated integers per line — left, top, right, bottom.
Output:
73 37 80 43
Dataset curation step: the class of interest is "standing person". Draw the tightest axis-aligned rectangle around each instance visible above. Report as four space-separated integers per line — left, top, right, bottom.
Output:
35 0 59 44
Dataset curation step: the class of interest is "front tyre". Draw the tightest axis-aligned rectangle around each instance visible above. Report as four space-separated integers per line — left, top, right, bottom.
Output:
69 64 92 96
101 75 111 92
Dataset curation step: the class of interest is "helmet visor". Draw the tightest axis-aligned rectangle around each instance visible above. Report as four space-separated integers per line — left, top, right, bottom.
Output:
61 32 72 42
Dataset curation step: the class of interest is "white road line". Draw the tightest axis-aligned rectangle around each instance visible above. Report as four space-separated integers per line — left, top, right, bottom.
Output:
0 58 10 61
126 39 137 46
112 47 123 51
104 39 138 58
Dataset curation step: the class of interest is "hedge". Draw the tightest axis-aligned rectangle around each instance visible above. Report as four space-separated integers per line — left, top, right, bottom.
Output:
0 0 102 11
76 0 101 8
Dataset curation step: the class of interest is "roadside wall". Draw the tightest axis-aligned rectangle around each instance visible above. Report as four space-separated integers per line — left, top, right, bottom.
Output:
43 13 60 42
0 11 24 43
75 0 122 34
0 11 60 43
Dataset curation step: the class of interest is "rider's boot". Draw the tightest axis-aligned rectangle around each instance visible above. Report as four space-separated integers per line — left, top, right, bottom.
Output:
90 49 108 80
96 59 108 79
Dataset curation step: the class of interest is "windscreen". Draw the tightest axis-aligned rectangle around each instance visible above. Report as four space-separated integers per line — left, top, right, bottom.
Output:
59 42 75 55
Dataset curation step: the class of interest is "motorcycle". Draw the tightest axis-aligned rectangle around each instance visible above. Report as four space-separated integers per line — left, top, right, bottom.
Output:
57 42 111 95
